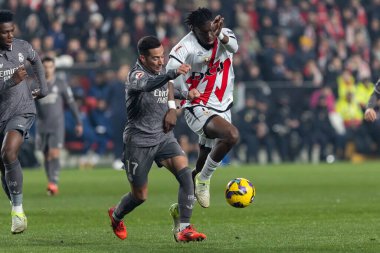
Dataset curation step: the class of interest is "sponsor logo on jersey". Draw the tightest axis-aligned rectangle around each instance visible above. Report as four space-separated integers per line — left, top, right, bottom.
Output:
18 53 24 62
154 89 169 103
0 65 23 81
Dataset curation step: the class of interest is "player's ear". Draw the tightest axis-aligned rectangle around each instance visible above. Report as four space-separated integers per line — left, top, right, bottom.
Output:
189 25 193 31
139 55 145 63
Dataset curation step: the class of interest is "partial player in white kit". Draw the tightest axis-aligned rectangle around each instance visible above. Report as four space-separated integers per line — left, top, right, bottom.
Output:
166 7 240 208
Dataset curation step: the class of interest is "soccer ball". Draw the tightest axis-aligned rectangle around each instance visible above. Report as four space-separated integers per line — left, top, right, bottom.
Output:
225 178 255 208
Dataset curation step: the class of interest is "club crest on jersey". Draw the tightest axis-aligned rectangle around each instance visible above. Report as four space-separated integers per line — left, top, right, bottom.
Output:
135 71 144 79
18 53 24 62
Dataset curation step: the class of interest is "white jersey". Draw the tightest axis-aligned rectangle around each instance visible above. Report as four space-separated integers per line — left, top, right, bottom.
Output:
167 28 238 111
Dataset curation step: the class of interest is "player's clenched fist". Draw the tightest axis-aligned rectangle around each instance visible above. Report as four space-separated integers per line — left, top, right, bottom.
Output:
364 108 377 122
176 64 191 76
12 66 28 84
188 89 200 101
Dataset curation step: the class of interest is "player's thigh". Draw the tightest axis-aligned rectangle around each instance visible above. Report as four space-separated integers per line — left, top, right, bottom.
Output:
4 114 35 140
155 137 187 173
123 144 155 187
186 108 232 147
203 112 235 139
49 127 65 150
47 131 64 158
184 107 218 138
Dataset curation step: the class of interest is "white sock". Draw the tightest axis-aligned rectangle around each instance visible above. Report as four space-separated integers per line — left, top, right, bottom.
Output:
12 204 23 213
180 223 190 231
199 155 220 181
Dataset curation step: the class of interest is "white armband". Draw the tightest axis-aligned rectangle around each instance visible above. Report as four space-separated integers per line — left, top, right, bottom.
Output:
168 100 176 109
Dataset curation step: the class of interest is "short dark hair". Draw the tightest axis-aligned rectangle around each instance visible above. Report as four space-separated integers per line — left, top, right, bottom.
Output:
137 36 161 56
0 10 14 23
185 8 213 29
42 56 55 64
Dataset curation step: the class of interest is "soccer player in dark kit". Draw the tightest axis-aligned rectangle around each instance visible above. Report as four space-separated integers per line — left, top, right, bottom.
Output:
35 56 83 196
0 10 48 234
108 36 206 242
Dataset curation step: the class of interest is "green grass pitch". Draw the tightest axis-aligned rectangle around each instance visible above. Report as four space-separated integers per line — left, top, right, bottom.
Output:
0 162 379 253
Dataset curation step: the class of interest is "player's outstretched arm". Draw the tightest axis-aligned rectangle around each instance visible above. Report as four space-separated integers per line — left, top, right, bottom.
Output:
212 15 238 54
129 64 190 92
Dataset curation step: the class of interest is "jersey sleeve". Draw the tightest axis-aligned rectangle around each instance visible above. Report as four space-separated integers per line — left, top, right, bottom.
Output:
167 42 190 70
167 43 190 89
22 40 48 98
0 75 18 91
127 69 176 92
220 28 238 54
61 80 82 125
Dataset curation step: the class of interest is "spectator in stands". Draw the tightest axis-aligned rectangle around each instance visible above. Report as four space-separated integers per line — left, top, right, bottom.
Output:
107 64 129 170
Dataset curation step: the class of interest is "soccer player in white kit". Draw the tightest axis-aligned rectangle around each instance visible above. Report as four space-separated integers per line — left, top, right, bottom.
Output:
166 8 240 208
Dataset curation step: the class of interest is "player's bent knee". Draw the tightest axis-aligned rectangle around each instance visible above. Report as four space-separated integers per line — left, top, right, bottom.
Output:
132 189 148 202
1 148 17 164
226 126 240 146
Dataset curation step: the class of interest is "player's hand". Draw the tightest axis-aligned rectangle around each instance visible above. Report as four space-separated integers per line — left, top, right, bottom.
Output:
211 15 224 37
164 109 177 133
12 65 28 84
188 89 200 100
31 88 40 99
75 124 83 137
364 108 377 122
176 64 191 76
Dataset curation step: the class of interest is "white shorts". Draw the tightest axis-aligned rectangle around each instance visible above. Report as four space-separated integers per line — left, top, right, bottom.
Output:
184 106 231 148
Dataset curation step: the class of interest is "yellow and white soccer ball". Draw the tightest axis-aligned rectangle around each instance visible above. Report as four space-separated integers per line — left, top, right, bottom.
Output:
225 178 255 208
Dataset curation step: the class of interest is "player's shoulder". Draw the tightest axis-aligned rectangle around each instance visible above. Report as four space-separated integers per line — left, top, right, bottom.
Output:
128 62 147 82
171 32 197 54
56 77 67 87
12 38 31 50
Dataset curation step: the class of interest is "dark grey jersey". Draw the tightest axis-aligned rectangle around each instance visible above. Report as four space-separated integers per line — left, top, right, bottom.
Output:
35 77 81 133
123 60 178 147
0 39 47 123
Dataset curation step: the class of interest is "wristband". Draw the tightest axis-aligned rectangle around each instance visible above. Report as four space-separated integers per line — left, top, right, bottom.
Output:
218 32 224 40
168 100 176 109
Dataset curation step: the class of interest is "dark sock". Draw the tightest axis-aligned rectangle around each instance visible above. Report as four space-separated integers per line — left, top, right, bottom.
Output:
44 159 50 182
4 159 23 206
114 192 144 220
175 167 195 224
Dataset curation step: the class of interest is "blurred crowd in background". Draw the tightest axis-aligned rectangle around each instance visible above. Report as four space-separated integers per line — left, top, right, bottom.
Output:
3 0 380 167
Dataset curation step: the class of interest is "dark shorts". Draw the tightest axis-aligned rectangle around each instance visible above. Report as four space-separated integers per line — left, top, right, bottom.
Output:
0 114 35 144
36 129 65 151
123 136 185 187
